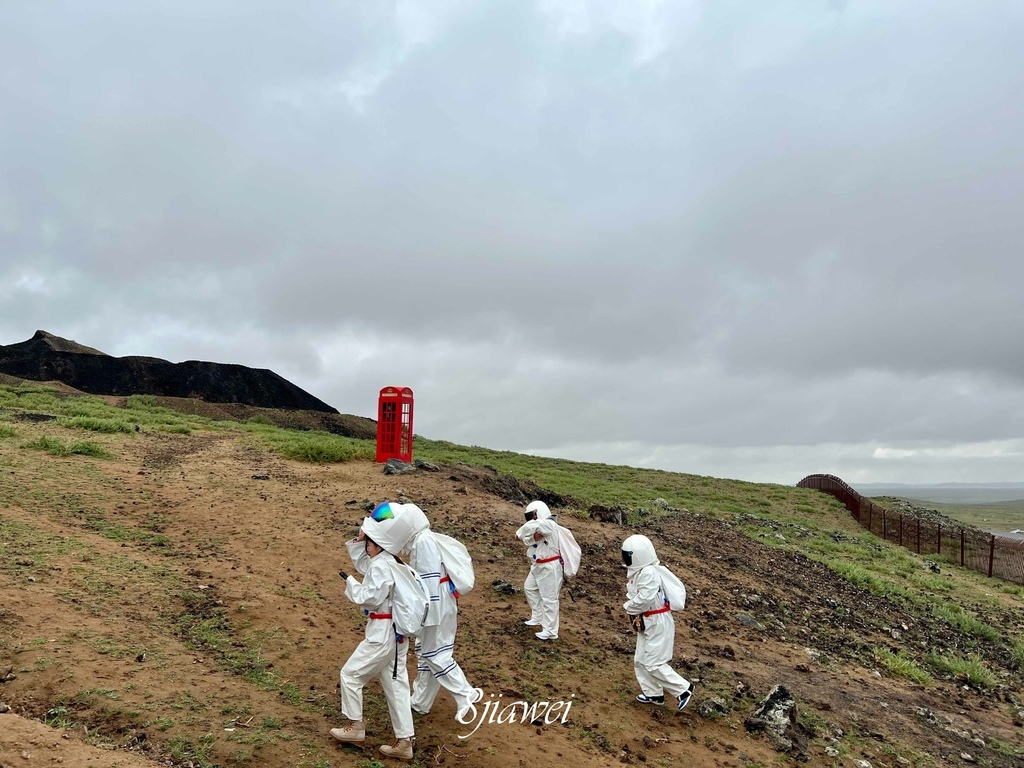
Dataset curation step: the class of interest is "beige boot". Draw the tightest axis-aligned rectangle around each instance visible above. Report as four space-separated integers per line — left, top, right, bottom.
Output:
329 720 365 743
379 738 414 762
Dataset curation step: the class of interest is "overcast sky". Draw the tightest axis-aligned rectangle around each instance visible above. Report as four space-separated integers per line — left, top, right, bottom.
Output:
2 1 1023 487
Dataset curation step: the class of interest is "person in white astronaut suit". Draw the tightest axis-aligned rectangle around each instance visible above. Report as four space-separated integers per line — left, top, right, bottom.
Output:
396 504 480 719
330 509 415 762
515 500 563 640
621 533 694 711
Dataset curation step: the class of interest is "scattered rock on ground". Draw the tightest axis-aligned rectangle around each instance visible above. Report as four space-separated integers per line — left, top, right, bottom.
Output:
492 579 519 596
745 685 799 752
383 458 416 475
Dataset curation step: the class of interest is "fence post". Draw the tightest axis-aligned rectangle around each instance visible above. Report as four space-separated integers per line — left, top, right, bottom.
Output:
916 518 921 554
937 524 941 555
868 504 873 531
989 535 996 578
960 528 965 567
898 513 904 547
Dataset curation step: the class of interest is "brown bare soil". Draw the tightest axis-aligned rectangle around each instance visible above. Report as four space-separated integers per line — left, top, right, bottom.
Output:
2 425 1022 768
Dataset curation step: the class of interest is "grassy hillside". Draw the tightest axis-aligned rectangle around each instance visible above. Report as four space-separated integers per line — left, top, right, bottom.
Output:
2 382 1024 768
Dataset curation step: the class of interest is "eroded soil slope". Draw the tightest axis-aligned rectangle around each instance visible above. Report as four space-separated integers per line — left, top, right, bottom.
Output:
1 426 1022 768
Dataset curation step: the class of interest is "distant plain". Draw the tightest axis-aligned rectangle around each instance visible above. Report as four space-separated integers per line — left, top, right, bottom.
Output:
863 486 1024 537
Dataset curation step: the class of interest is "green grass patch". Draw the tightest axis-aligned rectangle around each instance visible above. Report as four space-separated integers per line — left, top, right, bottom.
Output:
83 516 172 549
0 385 212 434
165 734 217 768
874 648 933 685
242 423 373 463
0 423 16 438
907 572 956 592
825 561 912 601
123 395 209 431
155 423 192 434
0 385 63 413
930 602 1001 643
1010 637 1024 672
43 706 74 728
23 435 113 459
58 416 135 434
925 651 997 688
986 735 1024 759
147 716 175 731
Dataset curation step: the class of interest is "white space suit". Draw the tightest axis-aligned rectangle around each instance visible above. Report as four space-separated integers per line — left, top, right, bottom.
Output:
338 537 414 740
621 534 692 709
401 510 478 718
515 500 563 639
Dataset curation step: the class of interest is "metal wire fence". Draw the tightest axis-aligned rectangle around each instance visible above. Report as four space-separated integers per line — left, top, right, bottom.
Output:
797 474 1024 586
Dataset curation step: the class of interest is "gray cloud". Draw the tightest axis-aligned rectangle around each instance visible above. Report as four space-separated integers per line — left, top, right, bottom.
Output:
3 1 1023 484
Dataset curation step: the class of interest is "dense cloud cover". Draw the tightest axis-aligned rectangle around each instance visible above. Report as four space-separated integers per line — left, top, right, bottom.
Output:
2 1 1023 484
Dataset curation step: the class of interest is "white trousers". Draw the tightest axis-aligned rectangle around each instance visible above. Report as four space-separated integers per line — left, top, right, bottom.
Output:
411 598 476 715
524 562 562 636
633 613 689 698
340 634 414 739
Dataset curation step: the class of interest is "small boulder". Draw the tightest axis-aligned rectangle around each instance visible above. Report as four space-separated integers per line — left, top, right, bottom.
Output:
492 579 519 596
735 613 766 630
745 685 798 752
383 459 415 475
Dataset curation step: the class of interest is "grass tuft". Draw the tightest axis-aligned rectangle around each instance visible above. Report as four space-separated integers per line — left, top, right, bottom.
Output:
242 423 373 463
925 651 997 688
1010 637 1024 672
23 435 113 459
874 648 933 685
930 602 1001 643
58 416 135 434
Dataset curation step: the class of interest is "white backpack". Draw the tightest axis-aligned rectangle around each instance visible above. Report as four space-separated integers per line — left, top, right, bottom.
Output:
556 525 582 578
654 565 687 611
432 532 475 595
385 560 430 637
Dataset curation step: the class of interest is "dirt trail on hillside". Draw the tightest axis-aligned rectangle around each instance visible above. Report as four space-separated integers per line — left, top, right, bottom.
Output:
1 428 1022 768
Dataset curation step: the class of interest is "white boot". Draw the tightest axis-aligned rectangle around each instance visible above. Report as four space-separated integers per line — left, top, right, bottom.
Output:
379 738 414 762
329 720 365 743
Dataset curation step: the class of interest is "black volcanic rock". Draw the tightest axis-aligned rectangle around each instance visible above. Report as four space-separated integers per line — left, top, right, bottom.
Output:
0 330 338 413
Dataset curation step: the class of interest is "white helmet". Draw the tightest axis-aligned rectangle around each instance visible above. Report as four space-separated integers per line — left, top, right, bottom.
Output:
524 500 551 522
621 534 658 570
393 503 430 553
362 501 430 555
361 501 404 555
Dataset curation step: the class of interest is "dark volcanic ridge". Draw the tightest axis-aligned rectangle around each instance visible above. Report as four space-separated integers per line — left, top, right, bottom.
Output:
0 330 337 414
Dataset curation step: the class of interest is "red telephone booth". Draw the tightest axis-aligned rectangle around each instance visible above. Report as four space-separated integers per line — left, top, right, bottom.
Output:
375 386 414 463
